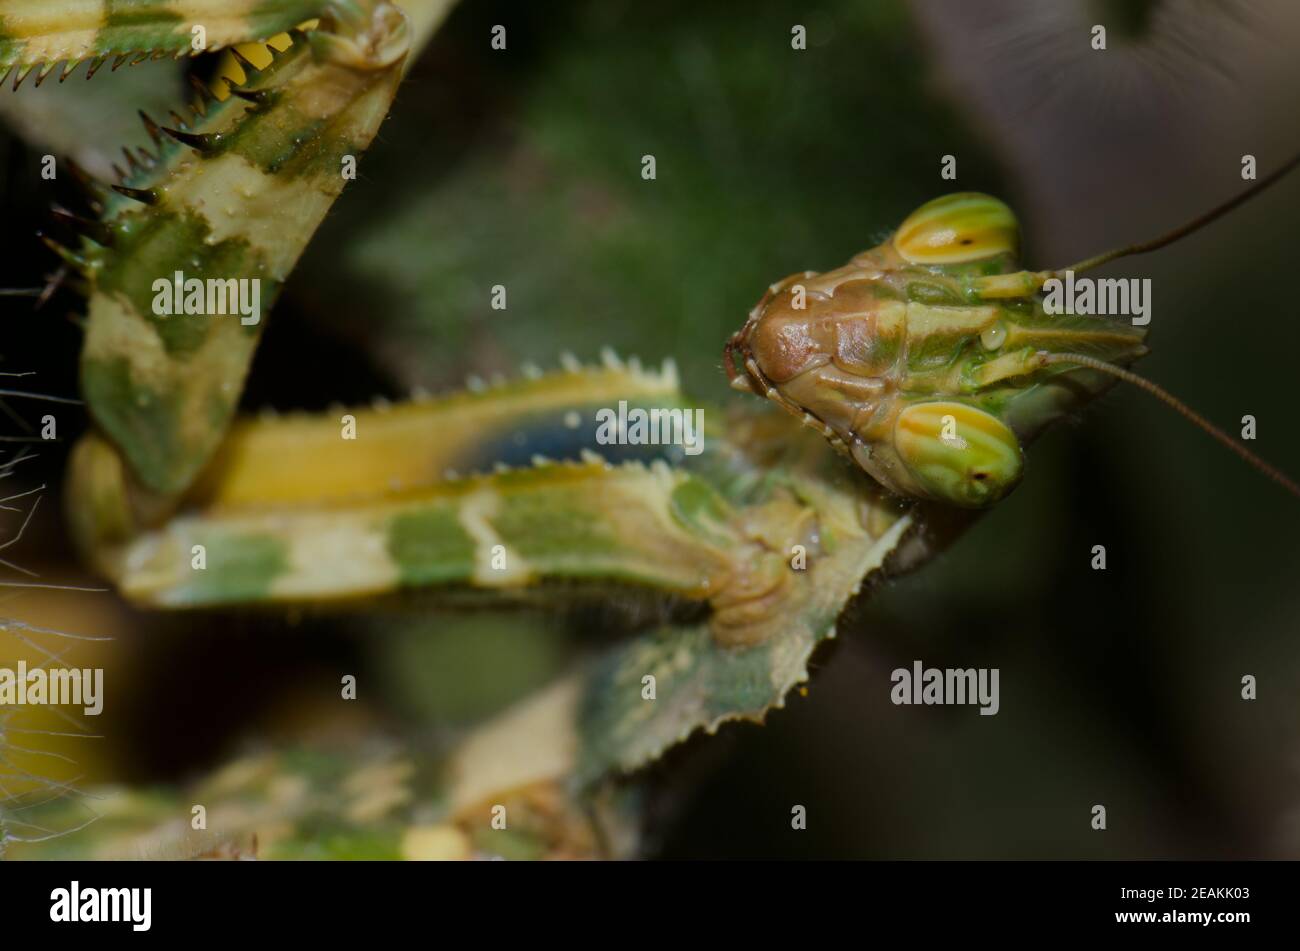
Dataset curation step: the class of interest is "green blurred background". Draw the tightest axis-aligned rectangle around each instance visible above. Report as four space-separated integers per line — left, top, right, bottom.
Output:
2 0 1298 858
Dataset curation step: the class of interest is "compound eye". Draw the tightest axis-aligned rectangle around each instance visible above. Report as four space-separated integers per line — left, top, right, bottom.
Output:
893 193 1019 265
893 401 1023 507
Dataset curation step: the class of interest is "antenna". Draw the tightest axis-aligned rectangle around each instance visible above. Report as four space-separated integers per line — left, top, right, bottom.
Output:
1038 351 1300 500
972 153 1300 300
1055 153 1300 276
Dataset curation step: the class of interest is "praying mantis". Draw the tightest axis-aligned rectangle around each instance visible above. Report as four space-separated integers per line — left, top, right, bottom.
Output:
0 1 1295 859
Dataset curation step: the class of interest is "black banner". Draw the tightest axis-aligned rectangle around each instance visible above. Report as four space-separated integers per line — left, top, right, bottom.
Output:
0 860 1287 938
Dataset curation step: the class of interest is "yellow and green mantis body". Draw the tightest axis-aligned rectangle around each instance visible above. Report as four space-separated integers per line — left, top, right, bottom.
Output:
1 1 1295 859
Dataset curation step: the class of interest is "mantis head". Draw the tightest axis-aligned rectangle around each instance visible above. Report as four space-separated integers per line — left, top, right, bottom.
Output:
726 188 1299 507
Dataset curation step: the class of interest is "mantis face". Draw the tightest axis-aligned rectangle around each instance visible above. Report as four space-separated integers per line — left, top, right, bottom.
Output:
725 193 1149 508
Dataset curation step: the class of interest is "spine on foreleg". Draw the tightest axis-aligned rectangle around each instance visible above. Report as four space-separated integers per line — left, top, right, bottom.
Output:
63 4 411 496
0 1 326 81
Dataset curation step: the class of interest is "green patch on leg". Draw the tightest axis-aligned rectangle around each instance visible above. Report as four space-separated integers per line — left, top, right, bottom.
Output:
268 823 404 861
82 351 240 495
93 2 315 62
81 356 185 486
387 506 478 586
225 104 329 176
97 211 264 357
103 1 185 27
83 207 271 493
96 3 185 56
492 490 619 565
179 531 289 603
668 477 734 545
